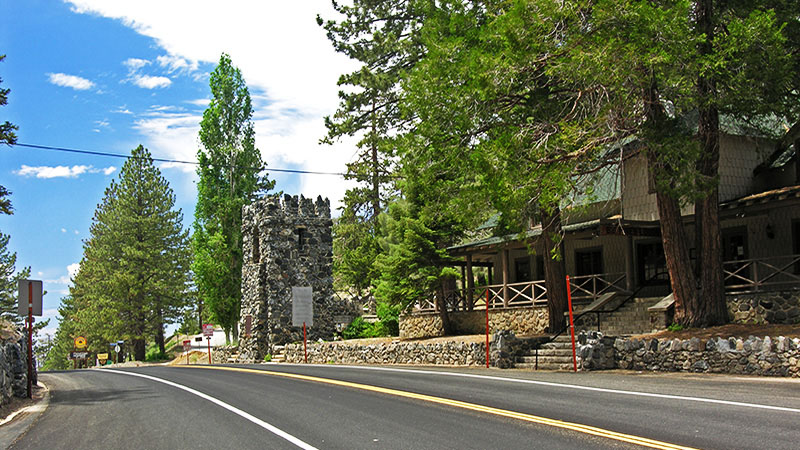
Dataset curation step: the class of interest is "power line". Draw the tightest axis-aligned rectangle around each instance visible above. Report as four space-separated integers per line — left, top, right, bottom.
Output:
10 142 348 176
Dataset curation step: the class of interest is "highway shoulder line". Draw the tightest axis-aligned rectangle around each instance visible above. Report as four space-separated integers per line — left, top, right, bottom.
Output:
180 365 697 450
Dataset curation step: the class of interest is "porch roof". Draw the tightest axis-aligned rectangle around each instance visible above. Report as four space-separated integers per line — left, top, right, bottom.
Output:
720 184 800 210
448 218 604 255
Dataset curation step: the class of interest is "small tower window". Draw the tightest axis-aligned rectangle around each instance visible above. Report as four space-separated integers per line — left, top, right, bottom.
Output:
296 227 306 251
252 227 260 263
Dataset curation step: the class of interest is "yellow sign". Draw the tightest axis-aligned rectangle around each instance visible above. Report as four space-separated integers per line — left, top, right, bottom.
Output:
97 353 109 360
74 336 87 349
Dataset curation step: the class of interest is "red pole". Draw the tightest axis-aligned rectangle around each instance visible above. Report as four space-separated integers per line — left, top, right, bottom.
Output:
207 337 212 364
27 281 33 399
303 322 308 363
485 289 490 368
566 275 577 372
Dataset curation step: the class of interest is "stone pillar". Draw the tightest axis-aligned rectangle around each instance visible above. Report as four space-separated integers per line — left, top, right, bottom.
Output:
238 194 355 363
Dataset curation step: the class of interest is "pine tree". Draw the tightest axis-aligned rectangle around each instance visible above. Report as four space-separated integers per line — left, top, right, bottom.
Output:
192 54 273 341
0 232 30 325
1 54 18 215
64 145 191 361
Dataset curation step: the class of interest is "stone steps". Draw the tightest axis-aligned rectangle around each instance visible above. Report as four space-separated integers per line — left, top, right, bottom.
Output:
271 345 286 363
516 336 577 371
226 353 240 363
581 297 662 336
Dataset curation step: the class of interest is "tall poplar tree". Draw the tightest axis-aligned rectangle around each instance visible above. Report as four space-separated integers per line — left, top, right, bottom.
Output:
192 54 273 341
66 145 191 360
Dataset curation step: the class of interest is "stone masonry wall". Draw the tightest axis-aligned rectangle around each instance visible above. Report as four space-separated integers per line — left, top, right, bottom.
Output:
400 306 549 340
0 325 32 407
286 340 486 366
238 194 356 363
728 290 800 324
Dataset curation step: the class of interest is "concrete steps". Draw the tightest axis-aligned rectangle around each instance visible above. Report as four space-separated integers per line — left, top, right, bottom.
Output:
587 297 662 336
516 336 577 371
271 345 286 363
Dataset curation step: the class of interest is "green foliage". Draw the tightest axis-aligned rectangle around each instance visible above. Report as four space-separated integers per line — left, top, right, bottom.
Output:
192 53 274 342
47 145 192 362
376 301 401 336
667 323 685 332
1 55 17 216
0 233 30 325
145 347 169 362
263 353 272 362
342 316 370 340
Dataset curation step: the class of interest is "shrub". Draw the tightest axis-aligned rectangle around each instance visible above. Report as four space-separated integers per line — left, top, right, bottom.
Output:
667 323 685 332
263 354 272 362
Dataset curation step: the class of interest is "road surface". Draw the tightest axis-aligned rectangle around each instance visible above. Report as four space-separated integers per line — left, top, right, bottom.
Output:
11 364 800 449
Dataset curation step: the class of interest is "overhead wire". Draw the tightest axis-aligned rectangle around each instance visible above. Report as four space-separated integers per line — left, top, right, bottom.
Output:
10 142 348 176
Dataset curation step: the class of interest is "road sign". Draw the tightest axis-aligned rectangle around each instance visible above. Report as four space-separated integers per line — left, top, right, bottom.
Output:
291 286 313 327
183 340 191 351
114 345 121 353
74 336 87 349
70 351 89 359
202 324 214 337
17 280 43 316
97 353 108 360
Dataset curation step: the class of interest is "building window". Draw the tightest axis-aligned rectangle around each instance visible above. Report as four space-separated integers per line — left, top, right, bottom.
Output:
514 257 531 282
723 227 749 284
535 256 545 281
636 242 668 285
575 248 603 276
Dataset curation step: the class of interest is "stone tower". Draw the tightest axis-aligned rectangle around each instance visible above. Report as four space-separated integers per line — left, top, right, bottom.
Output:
238 194 341 362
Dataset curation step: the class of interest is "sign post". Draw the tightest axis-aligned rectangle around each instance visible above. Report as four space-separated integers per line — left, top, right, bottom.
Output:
292 287 313 364
183 340 191 365
19 280 42 399
566 275 577 373
202 324 214 364
485 289 490 369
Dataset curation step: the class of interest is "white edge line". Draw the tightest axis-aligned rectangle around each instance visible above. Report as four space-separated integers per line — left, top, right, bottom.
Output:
270 363 800 414
99 369 318 450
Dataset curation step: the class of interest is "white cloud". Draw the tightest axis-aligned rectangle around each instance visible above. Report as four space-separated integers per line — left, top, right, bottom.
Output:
132 74 172 89
113 107 133 114
67 263 80 279
123 57 150 71
15 165 119 179
157 54 198 73
74 230 80 235
67 1 359 207
61 228 67 233
16 165 90 178
47 72 95 90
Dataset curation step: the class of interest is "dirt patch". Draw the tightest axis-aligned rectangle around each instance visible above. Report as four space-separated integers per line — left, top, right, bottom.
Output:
632 323 800 341
0 384 46 422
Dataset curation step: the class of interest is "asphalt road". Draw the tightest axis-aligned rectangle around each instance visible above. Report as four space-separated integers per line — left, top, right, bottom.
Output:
11 364 800 449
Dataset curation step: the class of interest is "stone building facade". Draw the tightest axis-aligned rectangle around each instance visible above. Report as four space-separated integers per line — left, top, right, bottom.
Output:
237 194 351 362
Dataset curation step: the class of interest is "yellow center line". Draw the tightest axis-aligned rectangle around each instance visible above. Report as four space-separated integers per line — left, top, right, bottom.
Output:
177 365 698 450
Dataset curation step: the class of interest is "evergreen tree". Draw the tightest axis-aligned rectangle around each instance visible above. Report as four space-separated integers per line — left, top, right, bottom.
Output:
318 1 429 298
62 145 191 361
192 54 273 341
0 232 30 325
1 54 18 215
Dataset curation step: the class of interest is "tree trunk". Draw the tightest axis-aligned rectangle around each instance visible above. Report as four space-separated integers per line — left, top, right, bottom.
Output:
133 338 146 361
155 307 166 354
643 75 701 326
694 0 728 326
542 207 568 333
436 279 452 335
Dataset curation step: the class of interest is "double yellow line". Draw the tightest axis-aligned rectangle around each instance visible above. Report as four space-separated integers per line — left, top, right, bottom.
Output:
181 365 697 450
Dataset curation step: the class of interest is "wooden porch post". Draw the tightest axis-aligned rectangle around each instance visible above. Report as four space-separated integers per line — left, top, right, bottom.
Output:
466 254 475 311
502 248 509 307
625 234 635 291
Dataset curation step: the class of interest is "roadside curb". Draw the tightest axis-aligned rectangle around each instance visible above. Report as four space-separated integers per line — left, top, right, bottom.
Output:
0 382 50 449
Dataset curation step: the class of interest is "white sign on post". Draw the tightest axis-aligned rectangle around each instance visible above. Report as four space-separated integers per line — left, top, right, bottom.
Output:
291 286 313 327
17 280 43 316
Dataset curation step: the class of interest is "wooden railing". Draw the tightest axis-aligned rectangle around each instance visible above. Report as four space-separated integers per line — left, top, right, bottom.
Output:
411 273 622 313
410 255 800 314
724 254 800 293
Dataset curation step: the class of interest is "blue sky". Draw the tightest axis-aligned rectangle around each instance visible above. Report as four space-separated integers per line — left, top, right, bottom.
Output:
0 1 357 338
